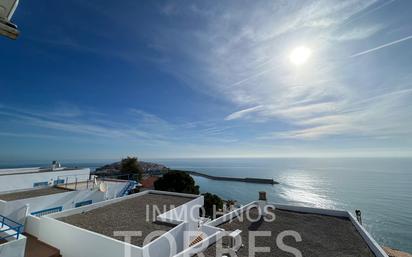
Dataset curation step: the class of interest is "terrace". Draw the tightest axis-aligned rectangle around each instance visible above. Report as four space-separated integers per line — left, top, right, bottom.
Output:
0 167 81 177
57 192 194 247
198 207 376 257
0 187 72 201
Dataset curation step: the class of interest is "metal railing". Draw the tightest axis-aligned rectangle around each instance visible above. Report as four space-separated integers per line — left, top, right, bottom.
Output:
98 173 138 181
31 206 63 217
75 200 92 208
117 181 138 197
57 175 97 190
0 215 24 240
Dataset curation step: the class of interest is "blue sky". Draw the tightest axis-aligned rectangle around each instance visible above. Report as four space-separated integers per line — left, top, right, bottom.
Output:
1 0 412 161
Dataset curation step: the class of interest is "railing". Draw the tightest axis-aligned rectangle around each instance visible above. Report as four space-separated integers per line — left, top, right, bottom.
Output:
97 173 137 181
0 215 24 240
31 206 63 217
117 181 137 197
75 200 92 208
57 175 97 190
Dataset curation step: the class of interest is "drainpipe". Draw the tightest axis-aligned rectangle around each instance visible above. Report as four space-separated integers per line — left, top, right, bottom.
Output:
355 210 362 225
258 191 267 217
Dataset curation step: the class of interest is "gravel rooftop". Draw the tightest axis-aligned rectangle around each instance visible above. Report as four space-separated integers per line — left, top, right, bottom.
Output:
0 187 71 201
58 193 193 247
198 208 376 257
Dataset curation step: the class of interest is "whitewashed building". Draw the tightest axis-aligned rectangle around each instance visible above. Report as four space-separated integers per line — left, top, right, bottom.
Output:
0 164 92 193
12 190 389 257
0 163 389 257
0 164 137 257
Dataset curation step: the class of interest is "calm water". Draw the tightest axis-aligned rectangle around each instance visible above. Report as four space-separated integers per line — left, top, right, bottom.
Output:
1 158 411 252
151 158 412 253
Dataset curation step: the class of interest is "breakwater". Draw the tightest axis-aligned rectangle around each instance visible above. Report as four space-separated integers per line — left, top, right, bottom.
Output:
178 170 279 185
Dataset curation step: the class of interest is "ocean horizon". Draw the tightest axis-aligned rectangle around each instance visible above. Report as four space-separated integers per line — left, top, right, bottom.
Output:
1 157 411 253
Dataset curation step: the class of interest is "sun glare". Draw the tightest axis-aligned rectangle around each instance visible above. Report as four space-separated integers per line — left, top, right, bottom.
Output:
289 46 311 66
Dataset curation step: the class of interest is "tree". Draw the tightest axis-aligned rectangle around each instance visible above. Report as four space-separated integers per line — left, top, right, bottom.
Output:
154 171 199 194
120 156 143 181
226 199 237 210
202 192 223 218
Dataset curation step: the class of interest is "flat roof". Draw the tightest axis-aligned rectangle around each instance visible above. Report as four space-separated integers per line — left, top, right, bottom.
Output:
199 208 376 257
57 193 193 247
0 167 86 177
0 187 72 201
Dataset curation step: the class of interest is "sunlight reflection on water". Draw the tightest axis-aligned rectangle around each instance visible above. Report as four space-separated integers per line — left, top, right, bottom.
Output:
153 158 412 253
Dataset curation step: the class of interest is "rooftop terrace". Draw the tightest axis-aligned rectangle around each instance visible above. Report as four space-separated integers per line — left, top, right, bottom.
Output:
0 187 71 201
0 167 84 177
199 207 376 257
57 193 193 247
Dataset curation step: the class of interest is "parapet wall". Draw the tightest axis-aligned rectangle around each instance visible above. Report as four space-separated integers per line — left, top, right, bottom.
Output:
0 168 91 193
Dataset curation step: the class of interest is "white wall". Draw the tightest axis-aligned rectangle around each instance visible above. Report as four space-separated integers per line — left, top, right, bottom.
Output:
46 190 153 220
0 236 26 257
173 230 224 257
24 190 202 257
205 201 389 257
348 213 389 257
0 168 90 193
2 189 104 224
0 222 26 257
26 215 143 257
0 167 41 175
143 222 187 257
101 180 129 199
206 202 257 227
157 195 204 225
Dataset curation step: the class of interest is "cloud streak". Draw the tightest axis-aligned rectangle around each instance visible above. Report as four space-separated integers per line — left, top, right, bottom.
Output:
225 106 264 121
351 35 412 57
147 0 412 143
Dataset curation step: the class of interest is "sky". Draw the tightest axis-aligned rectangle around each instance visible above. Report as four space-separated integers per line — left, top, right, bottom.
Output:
1 0 412 161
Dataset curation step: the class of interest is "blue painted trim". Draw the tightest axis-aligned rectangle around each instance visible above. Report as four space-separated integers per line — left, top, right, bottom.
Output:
54 179 65 185
0 215 24 240
75 200 92 208
31 206 63 217
33 181 48 187
117 180 138 197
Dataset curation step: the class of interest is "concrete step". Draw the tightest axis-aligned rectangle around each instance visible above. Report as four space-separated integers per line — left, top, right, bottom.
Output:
189 234 204 246
24 233 61 257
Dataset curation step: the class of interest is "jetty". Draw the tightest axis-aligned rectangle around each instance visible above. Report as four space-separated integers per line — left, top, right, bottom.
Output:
179 170 279 185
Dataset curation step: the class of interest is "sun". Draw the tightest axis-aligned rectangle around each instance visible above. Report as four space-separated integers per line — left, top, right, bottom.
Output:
289 46 312 66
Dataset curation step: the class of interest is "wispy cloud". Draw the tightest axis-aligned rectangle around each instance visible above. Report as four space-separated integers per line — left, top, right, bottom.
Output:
225 106 264 121
4 0 411 158
147 0 412 143
0 104 238 146
0 105 165 141
261 88 412 140
128 109 173 131
340 0 397 26
334 24 384 41
351 35 412 57
0 132 59 139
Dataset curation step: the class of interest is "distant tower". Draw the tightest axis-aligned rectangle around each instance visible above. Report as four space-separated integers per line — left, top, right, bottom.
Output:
51 160 61 171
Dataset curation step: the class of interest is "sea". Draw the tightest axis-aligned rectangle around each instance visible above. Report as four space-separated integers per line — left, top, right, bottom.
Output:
1 157 411 253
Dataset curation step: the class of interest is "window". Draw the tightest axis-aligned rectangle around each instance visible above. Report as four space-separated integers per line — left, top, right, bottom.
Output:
31 206 63 217
75 200 92 208
54 179 65 185
33 181 48 187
